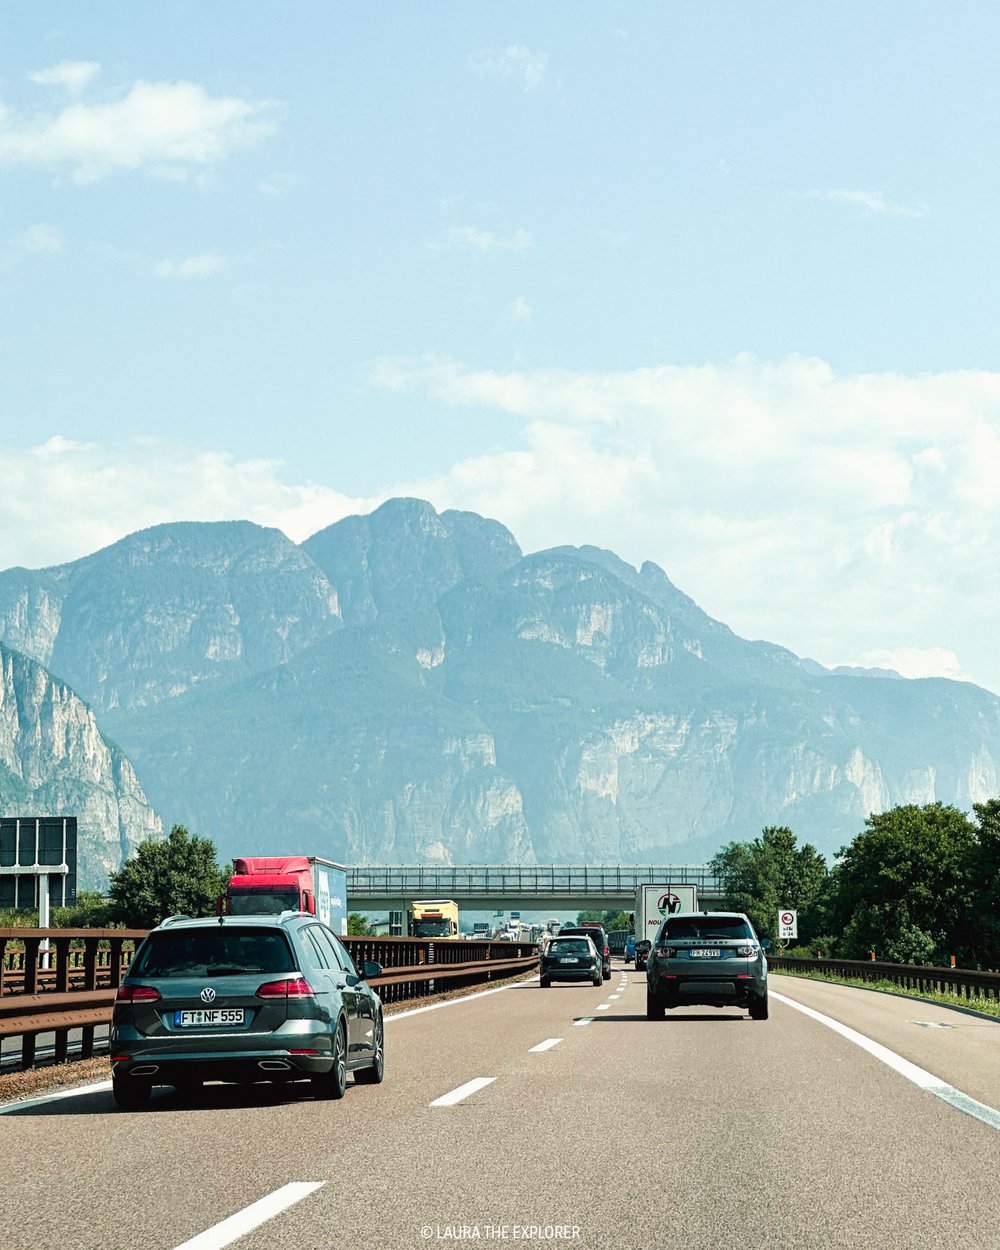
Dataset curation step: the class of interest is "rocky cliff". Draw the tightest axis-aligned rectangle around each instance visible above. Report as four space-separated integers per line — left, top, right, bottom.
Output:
0 642 162 888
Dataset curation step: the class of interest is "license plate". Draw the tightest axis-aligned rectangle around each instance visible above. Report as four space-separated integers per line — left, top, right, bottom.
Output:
558 957 579 964
690 948 722 958
174 1009 245 1027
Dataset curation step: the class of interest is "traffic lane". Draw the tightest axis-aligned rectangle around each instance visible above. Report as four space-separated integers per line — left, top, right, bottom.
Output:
0 974 625 1250
235 985 1000 1250
771 973 1000 1109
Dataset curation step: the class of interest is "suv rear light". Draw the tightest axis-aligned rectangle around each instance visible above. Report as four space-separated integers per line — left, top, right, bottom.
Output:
256 976 315 999
655 947 678 958
115 984 161 1003
736 945 758 957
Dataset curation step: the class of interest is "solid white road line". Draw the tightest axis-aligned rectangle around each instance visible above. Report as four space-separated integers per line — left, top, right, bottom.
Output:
430 1077 496 1107
771 990 1000 1134
529 1038 563 1053
172 1182 325 1250
0 1079 112 1114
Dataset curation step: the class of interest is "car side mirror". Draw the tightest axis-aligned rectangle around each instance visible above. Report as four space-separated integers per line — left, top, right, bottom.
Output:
761 939 772 951
362 960 382 980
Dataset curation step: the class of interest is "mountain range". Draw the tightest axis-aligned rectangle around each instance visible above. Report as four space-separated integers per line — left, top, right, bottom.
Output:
1 498 998 887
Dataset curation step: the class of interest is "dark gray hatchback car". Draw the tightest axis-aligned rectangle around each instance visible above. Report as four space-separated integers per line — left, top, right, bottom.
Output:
110 912 384 1109
645 911 770 1020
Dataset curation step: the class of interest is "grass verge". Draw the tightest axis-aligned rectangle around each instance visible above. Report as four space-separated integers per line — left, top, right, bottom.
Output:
775 968 1000 1020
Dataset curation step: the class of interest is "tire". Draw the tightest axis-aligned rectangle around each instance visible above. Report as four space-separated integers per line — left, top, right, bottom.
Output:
592 971 602 987
313 1019 347 1100
112 1076 151 1111
539 977 551 988
602 969 611 981
748 991 769 1021
646 994 665 1021
354 1012 384 1085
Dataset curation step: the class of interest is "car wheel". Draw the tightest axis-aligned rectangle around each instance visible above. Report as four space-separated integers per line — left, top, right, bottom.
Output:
592 971 602 987
646 994 665 1021
748 991 769 1020
354 1012 384 1085
539 977 551 988
602 969 611 981
112 1075 151 1111
313 1019 347 1100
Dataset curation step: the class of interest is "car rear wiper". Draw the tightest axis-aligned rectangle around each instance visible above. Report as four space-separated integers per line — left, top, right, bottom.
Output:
205 964 265 976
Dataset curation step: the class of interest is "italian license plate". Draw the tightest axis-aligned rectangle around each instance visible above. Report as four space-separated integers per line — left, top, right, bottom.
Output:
174 1008 245 1027
558 958 579 964
690 948 722 958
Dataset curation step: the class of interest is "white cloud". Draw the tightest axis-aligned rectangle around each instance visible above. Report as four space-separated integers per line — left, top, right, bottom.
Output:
0 79 280 183
805 188 928 218
154 252 231 280
0 437 373 570
370 353 1000 694
469 45 548 91
851 647 968 682
510 296 532 322
1 221 65 269
429 226 533 253
28 61 101 93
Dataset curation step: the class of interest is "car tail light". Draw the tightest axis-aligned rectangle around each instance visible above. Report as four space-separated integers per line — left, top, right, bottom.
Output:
288 1049 319 1055
256 976 315 999
655 946 678 958
115 984 161 1003
736 945 758 957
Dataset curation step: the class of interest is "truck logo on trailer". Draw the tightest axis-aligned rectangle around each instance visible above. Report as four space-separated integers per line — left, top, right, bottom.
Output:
657 893 683 916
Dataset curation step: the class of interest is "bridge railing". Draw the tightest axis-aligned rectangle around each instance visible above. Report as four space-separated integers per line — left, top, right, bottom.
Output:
348 863 722 894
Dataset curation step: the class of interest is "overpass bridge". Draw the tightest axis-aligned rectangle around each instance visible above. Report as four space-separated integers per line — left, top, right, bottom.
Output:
348 864 725 926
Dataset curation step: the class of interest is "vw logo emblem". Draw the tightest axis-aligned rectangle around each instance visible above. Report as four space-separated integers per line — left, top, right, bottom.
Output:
200 987 217 1003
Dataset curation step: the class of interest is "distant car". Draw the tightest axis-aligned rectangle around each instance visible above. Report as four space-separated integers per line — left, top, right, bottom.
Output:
645 911 770 1020
635 939 651 971
539 935 603 988
559 925 611 980
624 934 636 962
110 912 384 1109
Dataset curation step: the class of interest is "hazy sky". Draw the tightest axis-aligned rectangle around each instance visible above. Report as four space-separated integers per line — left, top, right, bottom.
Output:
3 5 999 691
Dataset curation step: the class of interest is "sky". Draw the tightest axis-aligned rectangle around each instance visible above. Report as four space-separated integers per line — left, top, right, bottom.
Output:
2 4 1000 691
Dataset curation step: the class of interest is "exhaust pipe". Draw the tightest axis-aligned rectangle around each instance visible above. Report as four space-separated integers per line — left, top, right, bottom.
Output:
258 1060 291 1071
130 1065 159 1076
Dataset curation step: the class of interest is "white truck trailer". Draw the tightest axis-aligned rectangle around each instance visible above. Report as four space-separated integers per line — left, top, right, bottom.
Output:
635 883 699 943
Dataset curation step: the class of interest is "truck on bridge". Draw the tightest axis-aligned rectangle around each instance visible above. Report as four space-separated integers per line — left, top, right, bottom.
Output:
635 883 698 943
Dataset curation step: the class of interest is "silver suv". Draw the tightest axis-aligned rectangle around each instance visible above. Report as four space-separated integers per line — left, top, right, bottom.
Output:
645 911 770 1020
110 912 384 1109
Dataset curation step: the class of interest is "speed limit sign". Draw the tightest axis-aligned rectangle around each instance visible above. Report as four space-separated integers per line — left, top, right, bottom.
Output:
778 909 798 939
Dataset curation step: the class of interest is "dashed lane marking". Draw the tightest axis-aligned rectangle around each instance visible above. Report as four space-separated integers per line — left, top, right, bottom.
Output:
172 1182 325 1250
430 1077 496 1107
529 1038 563 1053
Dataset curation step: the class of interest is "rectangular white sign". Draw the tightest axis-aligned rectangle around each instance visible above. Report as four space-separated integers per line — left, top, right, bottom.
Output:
778 908 798 939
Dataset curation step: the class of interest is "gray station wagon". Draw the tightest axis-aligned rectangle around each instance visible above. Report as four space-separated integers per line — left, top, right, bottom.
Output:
110 912 384 1109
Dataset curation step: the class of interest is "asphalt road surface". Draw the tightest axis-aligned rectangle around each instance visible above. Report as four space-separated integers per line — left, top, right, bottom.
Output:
1 968 999 1250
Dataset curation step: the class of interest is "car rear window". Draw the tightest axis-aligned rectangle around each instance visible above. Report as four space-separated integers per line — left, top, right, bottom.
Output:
549 940 592 954
661 917 754 941
130 928 296 978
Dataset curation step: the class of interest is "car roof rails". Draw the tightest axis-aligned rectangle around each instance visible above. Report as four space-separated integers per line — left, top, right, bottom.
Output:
159 914 193 928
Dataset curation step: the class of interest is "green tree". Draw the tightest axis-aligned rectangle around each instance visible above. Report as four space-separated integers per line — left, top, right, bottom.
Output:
971 799 1000 968
108 824 229 929
52 890 114 929
576 909 632 931
347 913 371 936
833 803 978 963
711 825 830 943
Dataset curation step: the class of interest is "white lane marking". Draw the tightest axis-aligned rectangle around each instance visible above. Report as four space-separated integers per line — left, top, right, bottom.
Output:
529 1038 563 1053
771 990 1000 1134
573 1017 594 1027
596 1004 610 1011
172 1182 325 1250
0 1079 112 1114
388 978 535 1022
430 1077 496 1106
609 994 621 1000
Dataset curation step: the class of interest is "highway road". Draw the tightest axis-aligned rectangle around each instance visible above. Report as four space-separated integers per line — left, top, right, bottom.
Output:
1 968 999 1250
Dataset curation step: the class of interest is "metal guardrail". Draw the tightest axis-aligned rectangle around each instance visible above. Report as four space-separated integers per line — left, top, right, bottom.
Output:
770 957 1000 1006
0 929 538 1070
